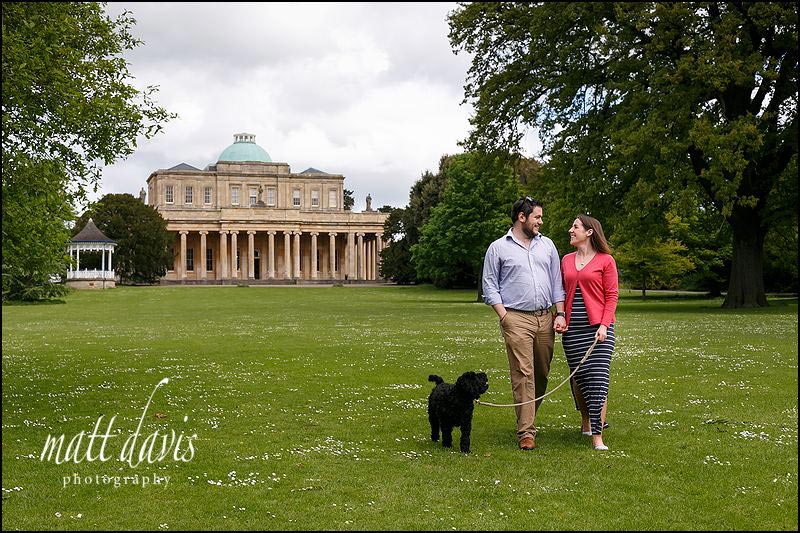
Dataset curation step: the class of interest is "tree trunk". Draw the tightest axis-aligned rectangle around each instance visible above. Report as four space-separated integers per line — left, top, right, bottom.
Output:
641 275 647 299
476 260 484 302
723 206 768 308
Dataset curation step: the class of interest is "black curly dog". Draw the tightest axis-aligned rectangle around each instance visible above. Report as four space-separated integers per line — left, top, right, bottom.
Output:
427 371 489 453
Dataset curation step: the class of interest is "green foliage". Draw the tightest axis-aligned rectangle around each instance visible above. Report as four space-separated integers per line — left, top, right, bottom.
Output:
379 162 450 283
616 238 695 297
412 153 522 288
2 2 174 300
343 189 355 210
763 220 799 293
406 166 449 248
378 208 417 283
449 2 799 307
1 157 72 301
74 194 172 283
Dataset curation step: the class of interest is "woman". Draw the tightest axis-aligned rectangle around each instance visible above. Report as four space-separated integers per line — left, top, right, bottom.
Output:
559 214 618 451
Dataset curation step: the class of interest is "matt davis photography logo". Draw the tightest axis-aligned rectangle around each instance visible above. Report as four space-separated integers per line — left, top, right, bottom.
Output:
40 378 197 470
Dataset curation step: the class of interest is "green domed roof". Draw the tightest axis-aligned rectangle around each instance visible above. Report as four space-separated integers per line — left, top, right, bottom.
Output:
217 133 272 163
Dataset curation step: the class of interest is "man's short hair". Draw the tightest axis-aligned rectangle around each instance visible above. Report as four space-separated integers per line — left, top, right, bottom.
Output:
511 197 543 222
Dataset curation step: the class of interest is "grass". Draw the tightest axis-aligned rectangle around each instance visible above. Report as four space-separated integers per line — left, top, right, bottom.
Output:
2 286 797 530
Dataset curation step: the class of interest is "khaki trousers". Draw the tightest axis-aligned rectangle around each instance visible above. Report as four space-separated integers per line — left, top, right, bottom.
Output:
500 311 554 441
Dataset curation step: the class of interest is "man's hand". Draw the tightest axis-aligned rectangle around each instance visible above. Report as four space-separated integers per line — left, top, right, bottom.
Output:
554 315 567 333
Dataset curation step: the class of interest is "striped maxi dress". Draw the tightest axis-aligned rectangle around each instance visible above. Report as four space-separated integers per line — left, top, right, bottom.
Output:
561 285 615 435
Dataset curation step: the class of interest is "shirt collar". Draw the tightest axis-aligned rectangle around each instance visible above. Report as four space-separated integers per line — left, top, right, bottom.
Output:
505 228 542 248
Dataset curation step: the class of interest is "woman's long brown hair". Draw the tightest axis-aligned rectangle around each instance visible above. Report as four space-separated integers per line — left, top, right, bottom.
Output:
578 214 612 254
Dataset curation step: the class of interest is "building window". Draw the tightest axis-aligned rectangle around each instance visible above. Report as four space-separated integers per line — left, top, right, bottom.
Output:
249 187 258 206
204 186 212 204
206 248 213 271
186 248 194 271
236 249 241 271
185 186 193 204
165 185 174 204
311 190 319 208
335 249 340 271
231 186 240 205
329 189 337 208
293 190 301 207
267 187 276 207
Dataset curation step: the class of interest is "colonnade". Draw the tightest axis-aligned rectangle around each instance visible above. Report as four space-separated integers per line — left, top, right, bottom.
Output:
172 228 384 282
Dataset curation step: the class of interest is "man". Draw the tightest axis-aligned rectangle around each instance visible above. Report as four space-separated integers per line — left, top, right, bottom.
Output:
482 197 566 450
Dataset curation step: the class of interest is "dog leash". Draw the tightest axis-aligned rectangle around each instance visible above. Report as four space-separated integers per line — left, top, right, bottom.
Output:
475 338 599 408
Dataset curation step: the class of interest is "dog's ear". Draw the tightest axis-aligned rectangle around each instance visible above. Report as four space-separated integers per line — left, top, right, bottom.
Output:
457 371 484 399
456 371 475 389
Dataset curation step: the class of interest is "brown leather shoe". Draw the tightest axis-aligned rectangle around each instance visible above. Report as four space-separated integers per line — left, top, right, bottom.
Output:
519 436 536 450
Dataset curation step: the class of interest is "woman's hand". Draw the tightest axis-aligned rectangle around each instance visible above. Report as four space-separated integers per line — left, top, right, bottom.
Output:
595 324 608 343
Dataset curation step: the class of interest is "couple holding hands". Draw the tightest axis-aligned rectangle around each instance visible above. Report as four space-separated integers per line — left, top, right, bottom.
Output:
483 197 618 452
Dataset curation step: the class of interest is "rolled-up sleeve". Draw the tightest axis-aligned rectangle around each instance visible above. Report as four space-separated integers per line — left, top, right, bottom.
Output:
482 244 502 306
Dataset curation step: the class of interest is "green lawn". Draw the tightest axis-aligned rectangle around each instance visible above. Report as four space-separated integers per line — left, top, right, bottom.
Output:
2 286 797 530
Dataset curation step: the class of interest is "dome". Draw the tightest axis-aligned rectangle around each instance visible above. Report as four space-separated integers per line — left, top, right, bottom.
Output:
217 133 272 163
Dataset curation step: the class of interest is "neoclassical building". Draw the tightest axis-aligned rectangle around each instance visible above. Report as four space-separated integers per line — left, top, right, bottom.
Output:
147 133 388 283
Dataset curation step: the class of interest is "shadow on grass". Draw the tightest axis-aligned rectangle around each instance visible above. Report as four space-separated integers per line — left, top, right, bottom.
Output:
2 299 67 306
620 296 798 315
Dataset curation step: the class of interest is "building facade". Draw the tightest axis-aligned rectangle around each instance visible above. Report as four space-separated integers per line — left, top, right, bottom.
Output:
147 133 388 283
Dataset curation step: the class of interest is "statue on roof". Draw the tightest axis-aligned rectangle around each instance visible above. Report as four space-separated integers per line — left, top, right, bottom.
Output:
139 187 146 203
366 193 373 212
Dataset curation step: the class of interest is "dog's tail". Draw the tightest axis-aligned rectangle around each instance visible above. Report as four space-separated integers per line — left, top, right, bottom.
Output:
428 375 444 385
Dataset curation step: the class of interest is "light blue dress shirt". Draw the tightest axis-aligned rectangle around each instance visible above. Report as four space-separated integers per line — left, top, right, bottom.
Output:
482 229 566 310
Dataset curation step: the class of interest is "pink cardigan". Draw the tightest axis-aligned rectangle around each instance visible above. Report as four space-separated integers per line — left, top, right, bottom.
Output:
561 252 618 327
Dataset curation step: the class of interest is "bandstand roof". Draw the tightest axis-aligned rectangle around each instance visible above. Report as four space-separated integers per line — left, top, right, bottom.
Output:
71 218 116 243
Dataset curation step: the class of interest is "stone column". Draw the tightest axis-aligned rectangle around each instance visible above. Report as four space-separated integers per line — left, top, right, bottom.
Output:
293 231 301 280
369 239 375 280
365 238 371 280
179 231 188 280
199 231 208 280
268 231 276 279
375 233 383 280
284 231 292 279
310 232 319 280
230 231 239 279
329 232 337 280
347 232 355 280
219 231 228 280
357 232 365 281
247 230 256 280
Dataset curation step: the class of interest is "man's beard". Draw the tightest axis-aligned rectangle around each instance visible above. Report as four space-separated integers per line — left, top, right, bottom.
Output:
522 225 537 239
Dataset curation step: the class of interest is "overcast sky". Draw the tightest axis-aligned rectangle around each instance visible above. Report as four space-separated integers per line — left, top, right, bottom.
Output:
99 2 540 211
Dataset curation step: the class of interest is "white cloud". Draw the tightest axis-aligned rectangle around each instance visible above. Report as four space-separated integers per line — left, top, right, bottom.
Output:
97 2 487 211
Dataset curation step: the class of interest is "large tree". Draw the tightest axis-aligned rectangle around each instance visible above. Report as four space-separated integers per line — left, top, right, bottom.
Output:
2 2 174 299
379 162 450 283
412 153 522 288
74 194 173 283
378 207 417 284
2 158 73 301
449 2 798 308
